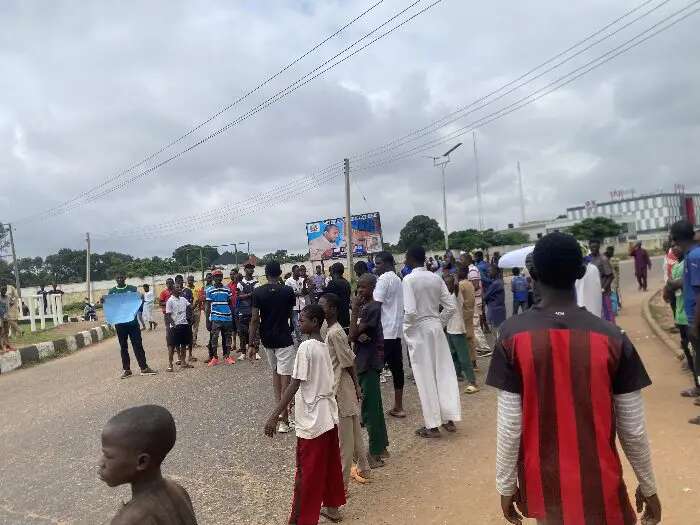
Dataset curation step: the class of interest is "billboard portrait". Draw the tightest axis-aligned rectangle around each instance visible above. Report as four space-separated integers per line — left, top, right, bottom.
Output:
306 212 383 261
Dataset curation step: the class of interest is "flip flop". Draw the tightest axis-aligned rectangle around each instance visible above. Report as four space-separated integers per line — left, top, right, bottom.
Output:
415 427 441 438
388 408 406 418
689 416 700 426
680 388 700 397
166 366 174 372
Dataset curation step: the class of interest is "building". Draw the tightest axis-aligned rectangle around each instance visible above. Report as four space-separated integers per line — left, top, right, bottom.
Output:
566 192 700 235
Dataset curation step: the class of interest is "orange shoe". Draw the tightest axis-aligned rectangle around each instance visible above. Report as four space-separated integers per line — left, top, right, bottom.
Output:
351 464 370 484
207 357 220 367
225 356 236 365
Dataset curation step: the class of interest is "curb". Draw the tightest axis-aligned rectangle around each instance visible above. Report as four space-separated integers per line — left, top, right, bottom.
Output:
0 324 116 375
641 290 684 360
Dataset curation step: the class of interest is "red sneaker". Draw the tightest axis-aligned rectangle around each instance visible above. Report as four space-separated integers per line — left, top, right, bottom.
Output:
207 357 220 367
225 356 236 365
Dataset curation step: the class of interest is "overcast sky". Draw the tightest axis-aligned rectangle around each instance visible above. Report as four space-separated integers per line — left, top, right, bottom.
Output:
2 0 699 259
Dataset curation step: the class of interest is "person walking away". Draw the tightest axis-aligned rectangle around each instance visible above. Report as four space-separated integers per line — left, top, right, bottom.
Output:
108 273 156 378
165 283 194 372
402 246 461 438
668 220 700 424
159 278 176 359
286 265 304 346
605 246 622 313
575 262 603 318
319 292 371 488
324 263 352 331
99 405 198 524
263 304 345 524
350 273 389 466
142 283 156 330
205 269 235 366
464 253 491 360
443 274 478 394
483 264 506 337
248 261 297 434
588 239 616 323
665 244 696 386
373 251 406 418
486 232 661 525
510 267 529 315
630 241 652 291
312 265 327 303
237 263 259 360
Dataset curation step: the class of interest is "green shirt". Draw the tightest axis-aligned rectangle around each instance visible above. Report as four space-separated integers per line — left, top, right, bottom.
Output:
672 261 687 325
109 284 138 294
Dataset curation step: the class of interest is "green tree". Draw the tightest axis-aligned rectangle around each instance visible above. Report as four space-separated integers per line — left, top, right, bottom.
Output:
172 244 219 267
398 215 444 251
569 217 623 241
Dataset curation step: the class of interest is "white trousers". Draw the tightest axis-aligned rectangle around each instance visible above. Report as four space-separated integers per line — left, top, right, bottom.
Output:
404 318 461 429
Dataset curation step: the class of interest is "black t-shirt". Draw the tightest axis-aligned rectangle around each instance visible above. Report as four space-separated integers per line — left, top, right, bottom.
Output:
354 300 384 374
324 277 351 329
252 283 295 349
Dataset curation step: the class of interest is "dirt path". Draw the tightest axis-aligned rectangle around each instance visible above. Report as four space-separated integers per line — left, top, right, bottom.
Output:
343 290 699 524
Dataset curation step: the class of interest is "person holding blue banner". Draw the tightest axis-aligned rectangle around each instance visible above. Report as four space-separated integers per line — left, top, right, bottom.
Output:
106 273 157 379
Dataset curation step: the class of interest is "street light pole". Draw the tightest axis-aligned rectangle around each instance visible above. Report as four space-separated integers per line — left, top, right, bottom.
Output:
429 143 462 251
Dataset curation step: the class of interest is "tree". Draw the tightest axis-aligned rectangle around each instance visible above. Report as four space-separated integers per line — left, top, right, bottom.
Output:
569 217 623 241
172 244 219 267
398 215 444 251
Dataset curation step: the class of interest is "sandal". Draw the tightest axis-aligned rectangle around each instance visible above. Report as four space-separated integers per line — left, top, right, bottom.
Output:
464 384 480 394
180 363 194 369
166 366 174 372
388 408 406 418
415 426 441 438
351 465 370 483
681 387 700 397
689 416 700 426
442 421 457 433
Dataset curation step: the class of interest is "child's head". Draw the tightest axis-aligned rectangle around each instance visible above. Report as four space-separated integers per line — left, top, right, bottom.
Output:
319 293 339 322
99 405 176 488
356 273 377 300
299 304 325 335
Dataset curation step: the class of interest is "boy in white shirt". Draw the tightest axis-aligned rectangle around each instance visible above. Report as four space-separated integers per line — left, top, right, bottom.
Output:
444 274 479 394
165 284 193 372
264 304 345 524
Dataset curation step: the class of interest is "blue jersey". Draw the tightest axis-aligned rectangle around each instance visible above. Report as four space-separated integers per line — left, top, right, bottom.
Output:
683 245 700 322
206 285 232 322
511 275 529 302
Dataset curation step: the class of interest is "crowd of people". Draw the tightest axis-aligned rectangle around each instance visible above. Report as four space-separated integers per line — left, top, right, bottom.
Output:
95 221 700 524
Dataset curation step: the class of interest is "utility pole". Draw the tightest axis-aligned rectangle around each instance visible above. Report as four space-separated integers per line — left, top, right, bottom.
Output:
429 143 462 251
199 246 204 282
517 161 526 225
86 232 92 303
344 158 353 280
473 131 485 231
8 223 21 298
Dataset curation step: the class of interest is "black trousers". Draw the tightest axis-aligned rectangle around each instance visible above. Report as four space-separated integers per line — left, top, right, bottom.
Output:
383 338 404 390
686 331 700 389
237 314 252 349
115 319 148 371
513 300 528 315
209 320 232 358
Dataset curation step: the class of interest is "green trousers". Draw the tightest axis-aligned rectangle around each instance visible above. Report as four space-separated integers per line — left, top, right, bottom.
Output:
446 333 476 384
358 369 389 456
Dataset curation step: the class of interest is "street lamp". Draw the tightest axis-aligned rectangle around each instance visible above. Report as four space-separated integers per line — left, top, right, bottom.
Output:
427 142 462 251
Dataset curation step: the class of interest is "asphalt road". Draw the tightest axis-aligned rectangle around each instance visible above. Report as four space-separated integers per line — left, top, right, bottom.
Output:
0 255 666 525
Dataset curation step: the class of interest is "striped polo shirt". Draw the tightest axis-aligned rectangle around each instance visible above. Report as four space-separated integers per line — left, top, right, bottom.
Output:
206 285 232 322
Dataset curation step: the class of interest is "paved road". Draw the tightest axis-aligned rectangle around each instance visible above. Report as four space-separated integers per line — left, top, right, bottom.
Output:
0 254 669 524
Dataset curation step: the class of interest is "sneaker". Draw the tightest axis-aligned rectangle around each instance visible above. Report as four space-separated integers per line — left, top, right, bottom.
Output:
225 356 236 365
140 367 157 375
208 357 220 367
238 353 246 360
277 421 291 434
255 353 261 360
120 370 133 379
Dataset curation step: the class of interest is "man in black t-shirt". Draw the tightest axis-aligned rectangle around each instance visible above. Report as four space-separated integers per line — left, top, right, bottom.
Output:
324 262 351 331
247 261 296 434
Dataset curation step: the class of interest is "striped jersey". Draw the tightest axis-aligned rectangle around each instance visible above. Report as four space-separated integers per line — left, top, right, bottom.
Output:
486 305 651 525
206 285 232 322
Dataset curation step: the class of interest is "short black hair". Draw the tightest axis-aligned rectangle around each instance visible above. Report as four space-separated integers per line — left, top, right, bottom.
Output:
174 274 183 281
474 250 483 258
265 261 282 277
670 220 695 242
406 246 426 264
105 405 176 464
244 263 255 269
533 232 583 290
512 267 520 276
375 251 395 265
329 262 345 275
354 261 369 274
588 238 601 245
165 277 174 284
301 303 325 326
320 292 340 309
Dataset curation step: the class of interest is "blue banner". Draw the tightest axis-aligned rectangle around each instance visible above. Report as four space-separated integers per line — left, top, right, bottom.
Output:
103 292 142 325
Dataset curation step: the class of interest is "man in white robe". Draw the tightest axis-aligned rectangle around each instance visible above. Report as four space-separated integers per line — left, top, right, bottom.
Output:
402 246 461 437
575 262 602 318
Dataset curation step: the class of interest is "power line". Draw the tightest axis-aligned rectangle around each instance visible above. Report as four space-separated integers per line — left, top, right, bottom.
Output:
16 0 386 223
22 0 441 223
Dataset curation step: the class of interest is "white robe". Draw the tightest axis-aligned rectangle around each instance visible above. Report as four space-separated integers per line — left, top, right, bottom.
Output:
575 263 602 318
142 290 155 323
402 267 461 429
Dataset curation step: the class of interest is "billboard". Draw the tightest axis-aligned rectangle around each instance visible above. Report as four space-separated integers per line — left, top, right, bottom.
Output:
306 212 383 261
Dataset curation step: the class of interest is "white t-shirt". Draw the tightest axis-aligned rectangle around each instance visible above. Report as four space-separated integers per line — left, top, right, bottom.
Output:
165 295 190 326
285 276 306 311
575 263 602 318
143 290 155 304
373 270 403 339
446 290 466 335
292 339 339 440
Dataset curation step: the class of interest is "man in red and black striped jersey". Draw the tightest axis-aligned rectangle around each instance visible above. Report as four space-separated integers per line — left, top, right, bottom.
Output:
486 232 661 525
